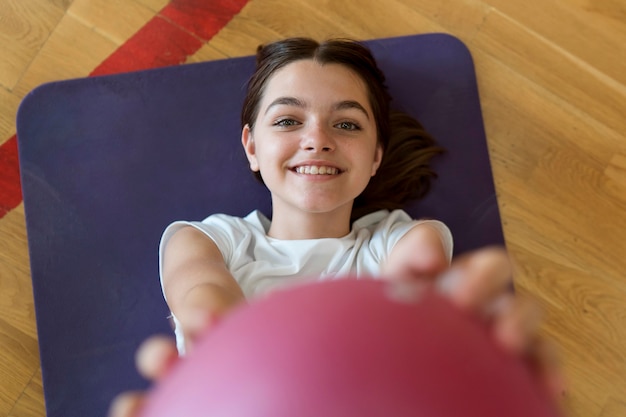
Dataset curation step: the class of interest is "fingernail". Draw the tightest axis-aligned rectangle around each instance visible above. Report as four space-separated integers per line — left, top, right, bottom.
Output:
385 280 426 304
184 308 215 332
494 319 525 355
435 268 463 295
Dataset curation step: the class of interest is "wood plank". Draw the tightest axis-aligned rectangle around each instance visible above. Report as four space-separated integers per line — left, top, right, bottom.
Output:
67 0 157 45
45 0 74 12
0 205 39 416
468 9 626 409
0 88 20 141
475 52 626 291
511 248 610 417
0 0 65 90
204 14 283 59
13 13 118 97
207 0 447 59
577 0 626 24
304 0 442 40
483 0 626 85
0 319 39 417
0 205 37 339
600 397 626 417
7 368 44 417
603 154 626 209
475 53 626 276
472 9 626 138
401 0 492 42
134 0 169 13
186 44 229 64
208 0 361 57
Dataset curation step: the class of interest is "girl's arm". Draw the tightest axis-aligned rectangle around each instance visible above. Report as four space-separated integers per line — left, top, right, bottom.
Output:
384 229 566 405
161 226 246 352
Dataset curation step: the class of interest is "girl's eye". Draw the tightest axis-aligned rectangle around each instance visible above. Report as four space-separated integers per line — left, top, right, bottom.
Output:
274 119 300 127
336 121 361 131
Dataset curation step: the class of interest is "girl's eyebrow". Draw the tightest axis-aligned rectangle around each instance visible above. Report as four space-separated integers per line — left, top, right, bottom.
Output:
265 96 305 114
265 97 370 120
334 100 370 120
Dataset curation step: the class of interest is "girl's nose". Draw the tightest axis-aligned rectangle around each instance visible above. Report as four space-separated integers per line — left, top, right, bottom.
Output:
302 124 335 152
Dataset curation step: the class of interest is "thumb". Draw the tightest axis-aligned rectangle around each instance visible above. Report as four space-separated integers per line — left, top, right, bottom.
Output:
387 245 449 282
179 308 221 354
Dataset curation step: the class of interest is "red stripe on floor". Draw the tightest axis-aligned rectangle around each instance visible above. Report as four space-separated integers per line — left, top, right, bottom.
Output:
90 16 203 76
1 0 249 218
0 136 21 217
161 0 250 41
92 0 250 76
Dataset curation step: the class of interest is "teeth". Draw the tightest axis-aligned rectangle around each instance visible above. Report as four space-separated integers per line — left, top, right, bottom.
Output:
295 165 339 175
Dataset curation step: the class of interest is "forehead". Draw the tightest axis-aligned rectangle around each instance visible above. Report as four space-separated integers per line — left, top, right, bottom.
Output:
260 59 371 107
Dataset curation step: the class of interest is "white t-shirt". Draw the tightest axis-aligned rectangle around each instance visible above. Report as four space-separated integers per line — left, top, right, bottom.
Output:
159 209 453 352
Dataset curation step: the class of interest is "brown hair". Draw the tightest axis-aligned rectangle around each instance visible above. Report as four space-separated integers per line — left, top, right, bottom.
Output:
241 37 443 221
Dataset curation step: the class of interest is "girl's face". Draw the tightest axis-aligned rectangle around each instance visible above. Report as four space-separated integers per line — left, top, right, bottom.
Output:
242 59 383 220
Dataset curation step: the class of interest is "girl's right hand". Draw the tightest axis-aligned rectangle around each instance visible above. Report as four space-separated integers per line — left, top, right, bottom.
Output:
107 335 178 417
174 283 246 354
108 298 242 417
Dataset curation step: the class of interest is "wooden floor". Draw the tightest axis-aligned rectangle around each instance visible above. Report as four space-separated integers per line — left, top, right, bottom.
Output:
1 0 625 416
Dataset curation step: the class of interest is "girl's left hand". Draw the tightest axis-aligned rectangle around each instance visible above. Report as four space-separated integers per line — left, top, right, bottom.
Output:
436 247 567 406
382 222 450 281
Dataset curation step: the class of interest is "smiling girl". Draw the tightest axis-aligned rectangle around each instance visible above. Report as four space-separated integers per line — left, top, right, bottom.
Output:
160 38 453 354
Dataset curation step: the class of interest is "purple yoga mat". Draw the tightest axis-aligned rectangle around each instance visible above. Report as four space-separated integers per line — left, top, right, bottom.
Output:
16 33 504 417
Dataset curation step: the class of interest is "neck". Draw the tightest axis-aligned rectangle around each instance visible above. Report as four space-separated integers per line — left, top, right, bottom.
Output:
267 204 353 240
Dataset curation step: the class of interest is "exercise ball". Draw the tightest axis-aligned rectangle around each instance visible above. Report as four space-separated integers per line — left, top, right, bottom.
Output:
139 278 560 417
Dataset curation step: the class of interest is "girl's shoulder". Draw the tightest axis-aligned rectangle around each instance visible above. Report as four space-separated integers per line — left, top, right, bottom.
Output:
201 210 270 234
178 211 271 245
161 210 269 249
352 209 413 232
352 209 453 262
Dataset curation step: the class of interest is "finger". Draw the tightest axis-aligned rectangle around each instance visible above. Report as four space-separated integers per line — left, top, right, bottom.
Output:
492 295 543 355
438 246 512 311
527 337 568 405
409 244 449 280
135 335 179 381
108 392 145 417
391 246 449 282
180 309 220 354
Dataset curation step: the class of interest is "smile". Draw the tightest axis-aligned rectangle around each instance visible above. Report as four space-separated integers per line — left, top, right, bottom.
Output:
294 165 340 175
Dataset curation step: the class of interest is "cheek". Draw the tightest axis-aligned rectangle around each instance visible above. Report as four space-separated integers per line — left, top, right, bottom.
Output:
351 140 380 166
255 137 292 169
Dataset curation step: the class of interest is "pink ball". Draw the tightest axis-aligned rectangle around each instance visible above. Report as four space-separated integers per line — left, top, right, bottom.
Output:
139 279 560 417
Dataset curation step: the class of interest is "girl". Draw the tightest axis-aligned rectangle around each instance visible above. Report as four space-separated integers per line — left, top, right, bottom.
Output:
161 37 454 355
110 38 564 416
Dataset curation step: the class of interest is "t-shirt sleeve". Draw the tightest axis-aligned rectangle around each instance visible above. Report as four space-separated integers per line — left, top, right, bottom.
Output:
158 214 243 300
369 209 454 265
